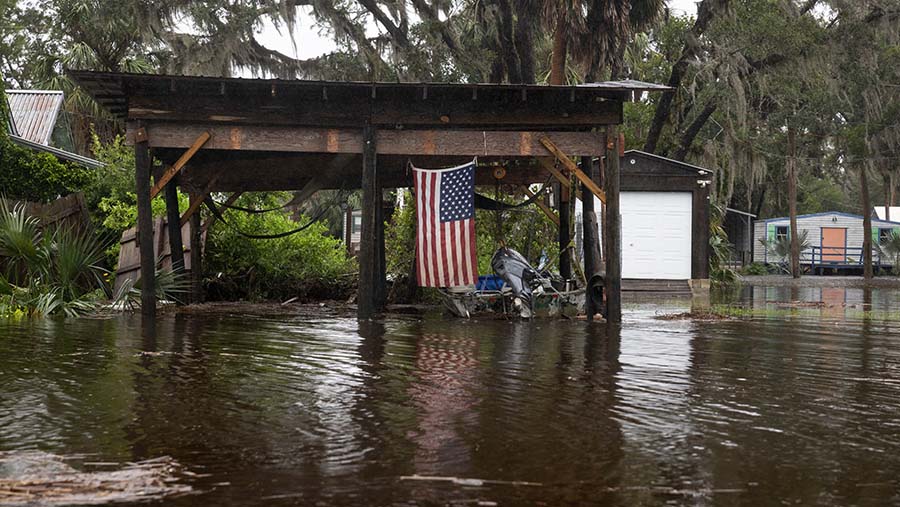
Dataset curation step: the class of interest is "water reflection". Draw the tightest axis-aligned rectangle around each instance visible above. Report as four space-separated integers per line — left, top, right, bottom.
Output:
743 285 900 321
0 294 899 505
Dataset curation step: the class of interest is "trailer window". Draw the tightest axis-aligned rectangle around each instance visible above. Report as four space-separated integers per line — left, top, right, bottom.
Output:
775 226 788 240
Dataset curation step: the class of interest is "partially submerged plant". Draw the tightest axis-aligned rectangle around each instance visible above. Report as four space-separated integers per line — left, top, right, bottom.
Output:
0 199 111 317
111 262 189 311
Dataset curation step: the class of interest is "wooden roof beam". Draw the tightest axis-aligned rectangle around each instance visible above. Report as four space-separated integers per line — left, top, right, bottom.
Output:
134 123 607 157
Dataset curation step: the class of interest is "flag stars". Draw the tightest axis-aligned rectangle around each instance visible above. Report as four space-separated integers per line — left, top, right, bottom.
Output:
439 163 475 223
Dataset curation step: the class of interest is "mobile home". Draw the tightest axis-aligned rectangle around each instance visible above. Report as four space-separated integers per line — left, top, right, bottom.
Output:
752 212 900 271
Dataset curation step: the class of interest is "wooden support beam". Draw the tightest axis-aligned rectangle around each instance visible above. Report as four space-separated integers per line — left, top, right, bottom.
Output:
358 125 380 320
520 186 559 226
536 158 571 189
539 137 606 203
134 129 155 318
189 195 203 304
580 155 601 321
164 179 185 279
132 122 606 157
180 177 219 226
558 182 572 280
149 131 210 199
605 127 622 324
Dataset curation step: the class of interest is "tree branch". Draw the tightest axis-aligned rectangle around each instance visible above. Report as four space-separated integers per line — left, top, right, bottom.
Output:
643 0 731 154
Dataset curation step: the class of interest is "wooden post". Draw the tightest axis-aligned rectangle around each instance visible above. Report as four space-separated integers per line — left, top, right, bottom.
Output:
134 130 155 318
558 182 572 281
581 155 602 320
189 193 203 304
344 208 353 254
605 127 622 323
165 178 185 276
376 197 387 308
358 125 380 319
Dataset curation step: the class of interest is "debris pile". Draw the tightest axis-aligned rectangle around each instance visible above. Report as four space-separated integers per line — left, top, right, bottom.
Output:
0 452 192 506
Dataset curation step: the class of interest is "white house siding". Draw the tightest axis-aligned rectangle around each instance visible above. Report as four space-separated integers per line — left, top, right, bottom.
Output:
752 213 900 264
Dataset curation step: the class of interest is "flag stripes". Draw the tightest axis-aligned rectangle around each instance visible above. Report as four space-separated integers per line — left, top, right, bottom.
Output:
413 161 477 287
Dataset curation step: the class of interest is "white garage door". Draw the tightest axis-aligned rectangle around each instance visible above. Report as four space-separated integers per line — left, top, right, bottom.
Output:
620 192 692 279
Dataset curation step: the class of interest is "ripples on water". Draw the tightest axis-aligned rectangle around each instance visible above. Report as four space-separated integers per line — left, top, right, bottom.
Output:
1 288 899 506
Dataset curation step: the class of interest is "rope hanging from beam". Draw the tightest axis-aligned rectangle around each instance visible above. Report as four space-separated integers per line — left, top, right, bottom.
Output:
203 187 349 240
211 198 296 214
473 176 553 211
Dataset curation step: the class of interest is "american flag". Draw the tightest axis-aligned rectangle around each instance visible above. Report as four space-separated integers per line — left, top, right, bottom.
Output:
413 160 478 287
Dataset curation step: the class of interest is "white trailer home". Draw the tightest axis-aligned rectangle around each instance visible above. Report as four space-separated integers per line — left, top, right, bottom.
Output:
752 211 900 272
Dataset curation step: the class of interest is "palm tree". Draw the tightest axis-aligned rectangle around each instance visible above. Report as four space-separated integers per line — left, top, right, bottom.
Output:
875 231 900 275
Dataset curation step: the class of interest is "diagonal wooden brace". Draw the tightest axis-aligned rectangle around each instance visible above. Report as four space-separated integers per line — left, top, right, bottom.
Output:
519 186 559 226
180 176 219 227
150 131 211 199
539 137 606 203
537 158 571 189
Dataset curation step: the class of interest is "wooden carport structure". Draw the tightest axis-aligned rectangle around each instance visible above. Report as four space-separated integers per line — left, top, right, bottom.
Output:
69 70 669 322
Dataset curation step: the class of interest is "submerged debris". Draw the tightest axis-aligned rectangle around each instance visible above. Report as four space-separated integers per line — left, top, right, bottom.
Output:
0 452 192 506
655 310 735 321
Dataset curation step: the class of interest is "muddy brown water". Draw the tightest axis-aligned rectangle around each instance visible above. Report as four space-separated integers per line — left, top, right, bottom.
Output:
2 287 900 506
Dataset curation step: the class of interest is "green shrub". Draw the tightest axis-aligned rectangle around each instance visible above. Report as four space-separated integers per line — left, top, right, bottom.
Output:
741 262 770 275
204 193 355 301
81 132 188 267
0 199 110 317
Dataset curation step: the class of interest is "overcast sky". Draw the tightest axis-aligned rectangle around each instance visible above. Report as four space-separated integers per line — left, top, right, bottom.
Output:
256 0 699 62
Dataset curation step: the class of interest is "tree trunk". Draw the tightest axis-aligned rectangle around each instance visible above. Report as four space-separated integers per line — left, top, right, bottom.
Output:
787 128 800 279
884 172 893 221
514 0 537 84
673 100 718 161
550 17 567 85
496 0 522 83
644 0 728 154
861 163 873 280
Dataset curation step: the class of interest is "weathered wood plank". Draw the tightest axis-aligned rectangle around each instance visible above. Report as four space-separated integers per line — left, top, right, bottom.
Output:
164 180 185 277
536 158 572 189
149 132 210 199
358 126 379 320
189 196 203 304
135 131 155 317
539 137 606 203
127 94 622 127
378 130 605 157
133 123 606 157
604 127 622 324
180 177 218 226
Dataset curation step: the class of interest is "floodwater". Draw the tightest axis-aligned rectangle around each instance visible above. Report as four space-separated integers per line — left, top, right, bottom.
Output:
1 288 900 506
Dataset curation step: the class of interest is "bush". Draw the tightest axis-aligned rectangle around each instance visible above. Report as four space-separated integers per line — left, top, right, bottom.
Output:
0 200 109 317
204 193 355 301
81 132 188 268
741 262 770 275
0 85 93 201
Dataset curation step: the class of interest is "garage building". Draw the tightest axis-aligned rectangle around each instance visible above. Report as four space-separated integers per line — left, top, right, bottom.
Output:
576 150 711 294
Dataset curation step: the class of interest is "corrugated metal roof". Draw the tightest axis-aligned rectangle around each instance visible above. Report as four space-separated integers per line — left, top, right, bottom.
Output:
8 134 104 169
6 90 64 145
